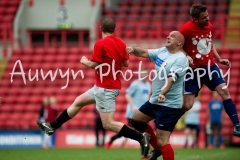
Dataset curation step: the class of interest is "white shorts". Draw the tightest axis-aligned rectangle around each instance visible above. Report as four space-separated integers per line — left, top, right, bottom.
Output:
86 85 120 112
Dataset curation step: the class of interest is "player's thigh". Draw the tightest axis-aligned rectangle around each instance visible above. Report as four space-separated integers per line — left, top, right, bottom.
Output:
132 101 155 123
72 92 96 107
156 129 171 147
215 83 231 100
99 111 114 126
132 110 153 123
184 68 203 97
154 106 183 132
182 94 195 111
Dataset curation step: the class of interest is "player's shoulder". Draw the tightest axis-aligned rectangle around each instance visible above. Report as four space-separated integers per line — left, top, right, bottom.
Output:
112 36 126 45
179 20 193 30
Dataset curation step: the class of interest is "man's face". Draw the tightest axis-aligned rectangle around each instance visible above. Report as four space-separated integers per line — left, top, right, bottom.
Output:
196 11 210 27
165 31 179 48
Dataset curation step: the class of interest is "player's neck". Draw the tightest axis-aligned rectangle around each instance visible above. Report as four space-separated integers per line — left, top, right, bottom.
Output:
102 32 113 38
166 47 181 54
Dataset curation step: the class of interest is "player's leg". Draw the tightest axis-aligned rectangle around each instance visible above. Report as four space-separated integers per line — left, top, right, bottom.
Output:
99 111 150 157
215 84 240 137
95 119 100 147
36 87 96 135
182 68 202 112
208 122 215 149
131 101 160 158
156 129 173 160
154 106 184 160
206 64 240 137
192 128 197 148
106 133 123 149
96 88 150 157
42 133 48 149
183 127 190 148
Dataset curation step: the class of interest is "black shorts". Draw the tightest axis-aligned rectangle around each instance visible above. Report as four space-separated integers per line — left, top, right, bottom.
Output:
139 101 184 132
186 124 199 130
211 122 222 131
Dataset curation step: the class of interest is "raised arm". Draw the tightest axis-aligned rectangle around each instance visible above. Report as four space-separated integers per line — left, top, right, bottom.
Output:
126 46 149 58
212 45 231 68
158 78 174 103
80 56 99 69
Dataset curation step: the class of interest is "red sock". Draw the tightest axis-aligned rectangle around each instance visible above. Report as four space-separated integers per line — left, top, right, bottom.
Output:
145 124 159 150
160 144 174 160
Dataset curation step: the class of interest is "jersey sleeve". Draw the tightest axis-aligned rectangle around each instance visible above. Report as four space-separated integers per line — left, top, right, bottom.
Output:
126 81 138 96
123 43 130 61
148 48 164 62
168 55 189 82
90 41 103 63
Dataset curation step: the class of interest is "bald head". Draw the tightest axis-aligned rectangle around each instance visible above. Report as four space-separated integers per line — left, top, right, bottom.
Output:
170 31 185 46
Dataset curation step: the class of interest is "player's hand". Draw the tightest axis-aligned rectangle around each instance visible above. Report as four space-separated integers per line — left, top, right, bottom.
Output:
80 56 88 64
218 58 231 68
126 47 134 55
132 105 138 112
158 94 166 103
187 55 194 66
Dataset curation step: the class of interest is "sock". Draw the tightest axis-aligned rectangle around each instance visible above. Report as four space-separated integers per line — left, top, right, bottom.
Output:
160 144 174 160
118 125 143 142
50 109 71 129
218 135 223 145
223 99 239 126
145 124 159 150
210 135 214 145
109 134 122 145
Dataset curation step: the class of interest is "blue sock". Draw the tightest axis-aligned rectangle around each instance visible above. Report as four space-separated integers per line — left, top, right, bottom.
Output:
223 99 239 126
218 135 223 145
210 135 214 145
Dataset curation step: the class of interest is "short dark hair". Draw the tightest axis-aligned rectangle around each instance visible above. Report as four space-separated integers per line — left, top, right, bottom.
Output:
190 3 207 18
101 18 116 33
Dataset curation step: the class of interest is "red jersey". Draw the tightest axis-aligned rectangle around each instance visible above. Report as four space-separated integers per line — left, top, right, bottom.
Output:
90 35 129 89
44 105 58 122
179 20 215 68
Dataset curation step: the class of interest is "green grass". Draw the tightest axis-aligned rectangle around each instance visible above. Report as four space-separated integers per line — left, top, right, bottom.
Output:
0 147 239 160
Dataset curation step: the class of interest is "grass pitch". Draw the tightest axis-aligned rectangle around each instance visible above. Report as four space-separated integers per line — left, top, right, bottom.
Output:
1 147 239 160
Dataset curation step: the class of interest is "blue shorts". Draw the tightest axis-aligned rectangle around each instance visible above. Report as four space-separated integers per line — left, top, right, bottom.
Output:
139 101 184 132
184 64 225 97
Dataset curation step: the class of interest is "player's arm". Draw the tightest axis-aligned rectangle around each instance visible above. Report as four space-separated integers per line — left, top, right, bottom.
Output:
212 45 231 67
122 60 129 67
126 46 149 58
125 93 138 111
80 56 99 69
158 78 174 103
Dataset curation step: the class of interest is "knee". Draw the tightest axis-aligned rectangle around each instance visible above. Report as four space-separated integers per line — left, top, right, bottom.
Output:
130 119 148 132
218 89 230 100
182 102 192 112
102 121 113 131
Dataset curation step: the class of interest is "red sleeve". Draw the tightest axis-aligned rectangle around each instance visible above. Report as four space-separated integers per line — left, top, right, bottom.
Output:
90 41 103 63
122 43 129 61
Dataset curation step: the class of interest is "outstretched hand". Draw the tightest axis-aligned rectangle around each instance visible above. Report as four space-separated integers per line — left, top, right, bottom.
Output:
80 56 88 64
218 58 231 68
126 47 134 55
